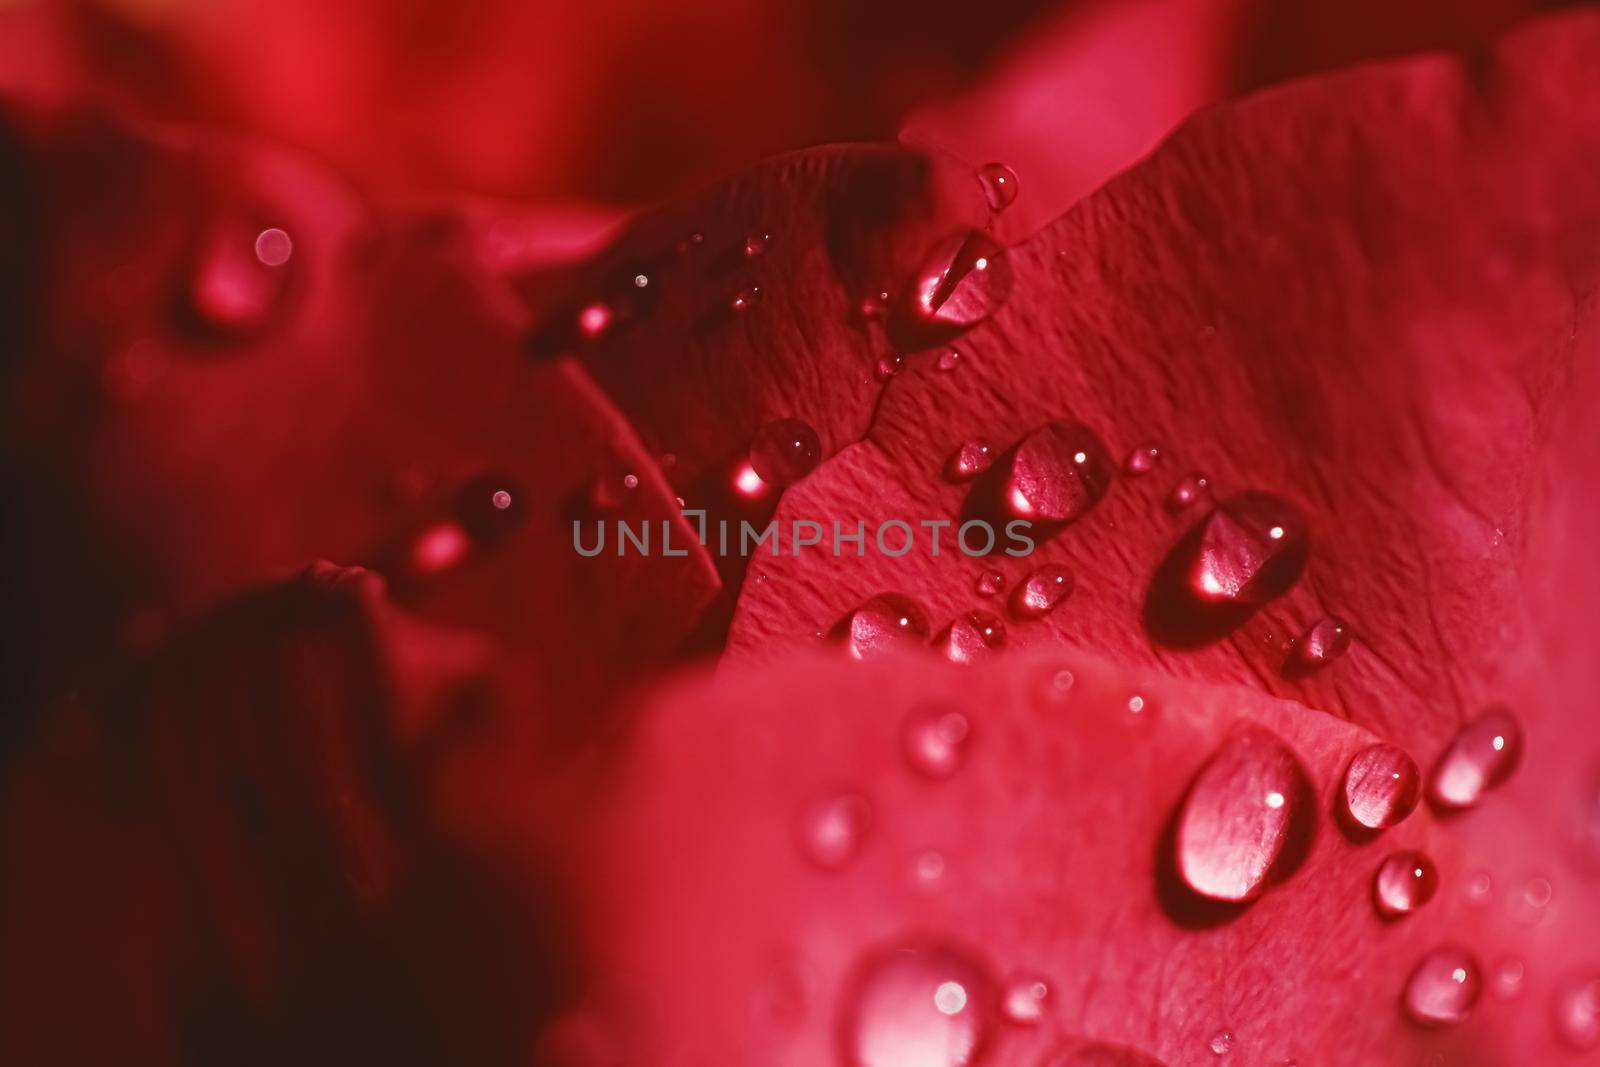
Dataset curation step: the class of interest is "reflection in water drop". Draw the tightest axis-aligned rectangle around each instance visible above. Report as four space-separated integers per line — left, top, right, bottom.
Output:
838 594 932 660
947 440 995 482
1553 976 1600 1051
1000 975 1050 1025
840 942 996 1067
749 418 822 487
1428 706 1523 810
1124 443 1160 476
903 706 972 779
996 422 1114 525
1403 948 1481 1026
1012 565 1075 619
1342 744 1422 831
1373 851 1437 918
938 611 1007 665
976 163 1019 212
1296 616 1352 667
797 792 872 871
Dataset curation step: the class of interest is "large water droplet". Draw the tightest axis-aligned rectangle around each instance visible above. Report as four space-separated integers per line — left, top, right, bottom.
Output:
1000 975 1050 1025
901 230 1012 341
1174 724 1312 902
1012 565 1074 619
902 705 972 779
840 942 996 1067
1184 493 1309 606
946 440 994 482
189 220 292 335
749 418 821 487
1428 706 1523 810
1553 977 1600 1051
797 791 872 871
976 163 1019 213
995 421 1113 524
1403 948 1481 1026
837 594 931 660
937 611 1007 665
1296 616 1352 667
1342 743 1422 831
1373 851 1438 917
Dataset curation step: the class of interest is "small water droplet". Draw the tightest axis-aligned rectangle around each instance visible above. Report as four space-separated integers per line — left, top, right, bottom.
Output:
622 473 639 490
975 569 1004 597
731 286 761 312
1297 616 1352 667
750 418 821 487
1184 492 1309 606
1403 948 1481 1026
1124 443 1160 476
915 850 946 886
744 232 770 258
1208 1029 1233 1055
859 290 891 321
937 348 964 372
1374 851 1438 917
1553 976 1600 1050
1167 475 1209 510
491 490 512 510
455 473 528 544
1127 694 1147 715
1012 564 1074 619
841 942 996 1067
876 355 903 381
946 440 994 482
996 422 1113 524
837 594 931 660
588 470 638 512
797 791 872 871
254 227 293 266
976 163 1019 213
1175 724 1311 902
577 301 613 338
1000 975 1050 1025
1342 743 1422 830
902 705 972 778
1465 869 1493 903
904 230 1013 339
1428 706 1523 810
190 220 292 334
1034 666 1076 708
937 610 1007 664
1492 958 1525 999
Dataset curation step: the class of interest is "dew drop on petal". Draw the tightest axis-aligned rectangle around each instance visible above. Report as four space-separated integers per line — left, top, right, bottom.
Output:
1034 666 1076 709
837 594 931 660
455 473 528 544
1342 743 1423 830
1428 706 1523 810
749 418 821 487
190 221 292 334
1403 948 1481 1027
1184 492 1309 606
1124 443 1160 476
1208 1029 1233 1056
1012 564 1074 619
1297 616 1352 667
797 791 872 871
1167 475 1208 511
1174 724 1311 902
1553 977 1600 1051
1374 851 1438 918
998 421 1113 524
902 706 972 779
937 348 964 372
859 290 891 321
906 230 1013 338
1000 975 1050 1025
974 569 1004 597
254 227 293 266
1492 958 1525 1000
491 490 512 510
914 850 946 887
945 440 994 482
744 232 770 258
937 611 1007 665
731 286 762 312
577 301 613 338
840 942 996 1067
976 163 1019 212
876 355 904 381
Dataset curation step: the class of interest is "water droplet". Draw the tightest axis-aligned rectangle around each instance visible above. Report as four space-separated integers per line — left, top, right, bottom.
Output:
902 705 972 778
937 611 1007 665
876 355 903 381
1208 1029 1233 1055
749 418 821 487
731 286 761 312
1342 743 1422 831
190 220 292 334
974 569 1004 597
905 230 1013 338
797 791 872 871
1000 975 1050 1025
1124 443 1160 476
1297 616 1352 667
455 473 527 544
1175 724 1311 902
840 942 996 1067
976 163 1019 213
588 470 638 512
744 232 770 258
1492 958 1525 999
996 422 1113 524
1034 666 1076 709
578 301 613 338
915 850 946 886
1403 948 1481 1026
1374 851 1438 917
1553 977 1600 1050
1167 475 1209 510
254 227 293 266
1465 869 1493 903
1428 706 1523 810
491 490 513 510
859 290 891 321
937 348 964 372
408 522 471 576
622 473 639 490
1012 565 1074 619
946 440 994 482
837 594 931 660
1127 694 1147 715
1184 493 1309 606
